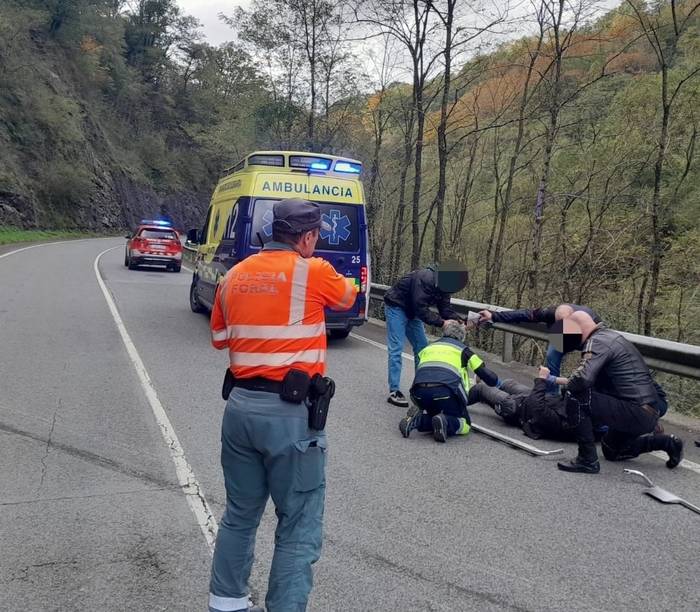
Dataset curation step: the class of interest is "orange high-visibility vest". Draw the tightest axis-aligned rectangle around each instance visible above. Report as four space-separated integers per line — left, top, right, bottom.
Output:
210 244 357 381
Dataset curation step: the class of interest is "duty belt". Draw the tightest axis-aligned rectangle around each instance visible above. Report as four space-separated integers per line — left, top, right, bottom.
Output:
235 377 283 394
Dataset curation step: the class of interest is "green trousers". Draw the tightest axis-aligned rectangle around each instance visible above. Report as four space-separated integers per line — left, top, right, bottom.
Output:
209 388 327 612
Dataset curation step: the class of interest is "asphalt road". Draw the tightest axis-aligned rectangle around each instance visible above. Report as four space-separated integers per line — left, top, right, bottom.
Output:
1 237 699 612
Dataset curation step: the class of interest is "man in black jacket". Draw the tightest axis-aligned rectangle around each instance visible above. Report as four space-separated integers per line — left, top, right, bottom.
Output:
384 265 465 406
479 303 601 395
470 367 576 441
556 311 683 474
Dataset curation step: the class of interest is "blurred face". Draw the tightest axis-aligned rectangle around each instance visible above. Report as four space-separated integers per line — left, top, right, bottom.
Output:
548 317 583 353
297 228 320 258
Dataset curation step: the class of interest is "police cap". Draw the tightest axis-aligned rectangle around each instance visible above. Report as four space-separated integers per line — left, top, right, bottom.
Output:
273 198 331 234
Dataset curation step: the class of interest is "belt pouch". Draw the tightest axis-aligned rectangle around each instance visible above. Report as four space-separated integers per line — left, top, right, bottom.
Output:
222 368 235 400
280 368 310 403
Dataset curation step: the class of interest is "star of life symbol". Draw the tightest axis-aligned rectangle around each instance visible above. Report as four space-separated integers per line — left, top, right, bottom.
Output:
261 208 274 237
321 209 351 245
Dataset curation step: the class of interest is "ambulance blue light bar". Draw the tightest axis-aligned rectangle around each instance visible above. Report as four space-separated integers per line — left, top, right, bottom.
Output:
334 161 362 174
289 155 333 171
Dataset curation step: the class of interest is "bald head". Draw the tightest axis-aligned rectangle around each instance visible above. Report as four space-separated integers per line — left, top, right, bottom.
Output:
555 304 574 320
567 310 597 340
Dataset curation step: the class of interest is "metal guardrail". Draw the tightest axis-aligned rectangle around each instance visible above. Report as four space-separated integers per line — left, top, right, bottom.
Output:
182 242 699 380
369 284 700 380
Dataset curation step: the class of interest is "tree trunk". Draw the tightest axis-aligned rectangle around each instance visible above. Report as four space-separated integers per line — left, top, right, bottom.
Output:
431 0 455 262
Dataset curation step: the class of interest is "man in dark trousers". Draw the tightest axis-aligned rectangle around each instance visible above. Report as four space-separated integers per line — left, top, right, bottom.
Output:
470 366 576 441
556 311 683 474
399 320 502 442
384 263 466 406
479 303 601 394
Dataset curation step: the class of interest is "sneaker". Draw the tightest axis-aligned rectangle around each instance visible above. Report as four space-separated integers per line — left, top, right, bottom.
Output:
432 414 448 443
399 405 421 438
387 390 409 407
557 456 600 474
666 435 683 469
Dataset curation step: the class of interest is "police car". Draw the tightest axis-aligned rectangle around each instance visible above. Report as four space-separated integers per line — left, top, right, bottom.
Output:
124 220 183 272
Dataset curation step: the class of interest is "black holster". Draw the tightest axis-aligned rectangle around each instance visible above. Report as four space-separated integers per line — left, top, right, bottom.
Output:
306 374 335 431
222 369 235 400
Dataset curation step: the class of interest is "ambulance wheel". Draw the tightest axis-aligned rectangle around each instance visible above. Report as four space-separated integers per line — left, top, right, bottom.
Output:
329 329 350 340
190 279 205 313
124 250 129 267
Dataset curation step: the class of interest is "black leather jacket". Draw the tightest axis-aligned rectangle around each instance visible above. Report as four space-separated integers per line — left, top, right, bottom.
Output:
384 267 458 327
567 325 666 408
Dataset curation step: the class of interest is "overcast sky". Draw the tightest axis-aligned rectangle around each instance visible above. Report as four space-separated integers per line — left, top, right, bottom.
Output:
177 1 249 46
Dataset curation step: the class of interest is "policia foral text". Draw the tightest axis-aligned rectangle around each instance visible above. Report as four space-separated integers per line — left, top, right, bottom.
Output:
208 198 358 612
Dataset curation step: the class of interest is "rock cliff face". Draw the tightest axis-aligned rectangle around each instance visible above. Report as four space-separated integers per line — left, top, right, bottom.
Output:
0 26 213 233
0 175 209 233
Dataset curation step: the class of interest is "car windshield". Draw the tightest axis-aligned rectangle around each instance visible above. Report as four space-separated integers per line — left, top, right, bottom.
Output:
251 198 360 252
139 228 177 240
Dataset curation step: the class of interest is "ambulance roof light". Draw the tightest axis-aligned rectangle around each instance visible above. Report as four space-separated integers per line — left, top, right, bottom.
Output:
334 161 362 174
290 155 332 171
248 154 284 167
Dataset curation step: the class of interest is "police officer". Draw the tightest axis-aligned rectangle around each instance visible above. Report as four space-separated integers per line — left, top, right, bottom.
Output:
384 263 467 407
556 311 683 474
479 303 601 394
399 319 502 442
208 198 357 612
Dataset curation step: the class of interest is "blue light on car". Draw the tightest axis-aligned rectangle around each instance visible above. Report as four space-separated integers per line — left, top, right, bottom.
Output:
311 161 329 170
140 219 173 226
334 161 362 174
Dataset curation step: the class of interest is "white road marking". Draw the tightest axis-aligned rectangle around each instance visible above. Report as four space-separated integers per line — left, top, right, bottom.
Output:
94 246 217 552
0 238 95 260
350 332 415 361
351 329 700 476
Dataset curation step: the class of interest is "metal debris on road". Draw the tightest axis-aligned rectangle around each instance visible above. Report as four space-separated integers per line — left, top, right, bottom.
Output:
624 469 700 515
470 423 564 456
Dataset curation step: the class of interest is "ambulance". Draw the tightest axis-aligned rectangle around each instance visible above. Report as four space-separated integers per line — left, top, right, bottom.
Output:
186 151 370 338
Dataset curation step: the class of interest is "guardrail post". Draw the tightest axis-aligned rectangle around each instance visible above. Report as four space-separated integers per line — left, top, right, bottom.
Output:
502 331 513 363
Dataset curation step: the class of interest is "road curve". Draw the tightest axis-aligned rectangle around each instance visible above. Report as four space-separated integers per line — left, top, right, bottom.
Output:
1 237 698 612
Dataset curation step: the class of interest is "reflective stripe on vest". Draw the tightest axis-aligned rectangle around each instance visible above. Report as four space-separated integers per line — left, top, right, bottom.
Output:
417 340 481 391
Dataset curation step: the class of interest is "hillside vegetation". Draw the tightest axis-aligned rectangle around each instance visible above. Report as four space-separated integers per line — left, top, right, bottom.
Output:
1 2 698 369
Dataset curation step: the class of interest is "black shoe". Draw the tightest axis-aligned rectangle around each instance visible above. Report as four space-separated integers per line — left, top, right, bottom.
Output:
432 414 448 443
557 456 600 473
387 390 409 407
399 405 421 438
666 435 683 469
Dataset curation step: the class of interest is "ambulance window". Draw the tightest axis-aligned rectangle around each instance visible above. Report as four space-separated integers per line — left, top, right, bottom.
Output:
201 206 213 244
250 198 359 252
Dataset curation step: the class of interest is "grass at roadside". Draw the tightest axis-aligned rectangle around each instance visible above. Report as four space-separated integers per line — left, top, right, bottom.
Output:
0 226 101 245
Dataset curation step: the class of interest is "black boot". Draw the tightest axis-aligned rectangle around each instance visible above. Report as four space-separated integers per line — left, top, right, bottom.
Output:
558 442 600 473
628 433 683 468
665 435 683 469
557 456 600 473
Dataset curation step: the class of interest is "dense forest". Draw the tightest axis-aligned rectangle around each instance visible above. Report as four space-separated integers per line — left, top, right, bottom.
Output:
1 1 698 354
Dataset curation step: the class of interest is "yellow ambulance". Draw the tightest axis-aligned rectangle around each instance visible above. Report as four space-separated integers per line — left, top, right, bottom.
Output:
186 151 370 338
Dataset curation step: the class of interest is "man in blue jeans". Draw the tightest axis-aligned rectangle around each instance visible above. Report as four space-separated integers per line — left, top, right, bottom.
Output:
383 264 467 406
478 303 601 395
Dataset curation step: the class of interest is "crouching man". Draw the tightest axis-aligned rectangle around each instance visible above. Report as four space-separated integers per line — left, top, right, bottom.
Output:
557 311 683 474
399 319 501 443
